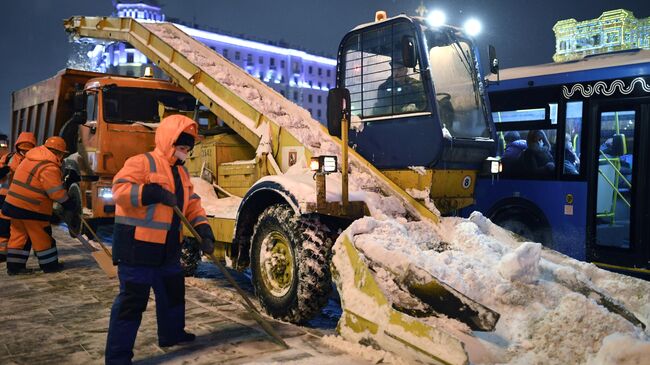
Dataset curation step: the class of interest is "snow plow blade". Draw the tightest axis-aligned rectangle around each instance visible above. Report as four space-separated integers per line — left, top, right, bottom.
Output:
332 235 472 365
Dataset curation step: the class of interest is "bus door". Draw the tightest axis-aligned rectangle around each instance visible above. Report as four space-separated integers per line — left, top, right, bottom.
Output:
588 100 650 271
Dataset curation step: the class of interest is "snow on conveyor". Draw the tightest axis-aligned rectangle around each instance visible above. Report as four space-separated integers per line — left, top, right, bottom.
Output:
144 23 650 364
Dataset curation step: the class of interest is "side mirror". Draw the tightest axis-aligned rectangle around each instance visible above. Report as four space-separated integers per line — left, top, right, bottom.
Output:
73 89 86 113
488 45 499 75
401 36 417 69
327 88 351 138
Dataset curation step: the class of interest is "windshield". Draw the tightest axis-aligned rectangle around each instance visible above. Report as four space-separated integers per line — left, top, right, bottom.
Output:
425 29 490 138
102 87 195 124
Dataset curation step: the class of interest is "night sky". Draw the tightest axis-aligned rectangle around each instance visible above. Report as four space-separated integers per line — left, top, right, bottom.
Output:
1 0 649 135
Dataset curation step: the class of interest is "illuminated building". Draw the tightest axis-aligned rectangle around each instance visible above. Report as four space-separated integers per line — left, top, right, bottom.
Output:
553 9 650 63
94 1 335 124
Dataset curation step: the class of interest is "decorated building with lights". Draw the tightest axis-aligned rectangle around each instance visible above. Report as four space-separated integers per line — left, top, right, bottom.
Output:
95 1 335 124
553 9 650 62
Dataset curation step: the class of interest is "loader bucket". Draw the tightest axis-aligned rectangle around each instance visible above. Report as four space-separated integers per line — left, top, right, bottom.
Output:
331 234 470 365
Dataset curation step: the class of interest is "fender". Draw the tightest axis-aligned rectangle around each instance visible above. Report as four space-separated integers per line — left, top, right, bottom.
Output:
231 180 302 270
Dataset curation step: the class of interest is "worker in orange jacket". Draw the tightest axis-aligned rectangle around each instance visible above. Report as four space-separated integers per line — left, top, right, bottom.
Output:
105 114 216 364
0 132 37 263
2 136 74 274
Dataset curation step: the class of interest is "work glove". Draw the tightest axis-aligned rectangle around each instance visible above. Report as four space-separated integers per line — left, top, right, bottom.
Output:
195 223 216 255
0 165 10 179
142 183 177 207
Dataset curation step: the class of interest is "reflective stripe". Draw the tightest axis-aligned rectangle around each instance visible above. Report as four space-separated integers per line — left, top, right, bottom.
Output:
12 180 46 195
38 255 58 265
7 257 27 263
35 247 57 257
7 191 41 205
8 248 29 256
46 185 66 194
25 160 53 185
130 184 140 207
115 216 171 230
55 196 69 203
191 216 208 226
115 178 132 184
190 193 200 200
144 153 156 172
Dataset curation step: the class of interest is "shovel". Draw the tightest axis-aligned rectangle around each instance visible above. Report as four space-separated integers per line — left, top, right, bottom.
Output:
75 216 116 278
172 205 289 349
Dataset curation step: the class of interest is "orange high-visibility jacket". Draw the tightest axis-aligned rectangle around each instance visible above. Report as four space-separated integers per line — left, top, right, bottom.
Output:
112 115 208 247
2 146 69 221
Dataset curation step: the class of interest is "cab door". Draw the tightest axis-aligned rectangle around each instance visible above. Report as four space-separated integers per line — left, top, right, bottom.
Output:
587 99 650 272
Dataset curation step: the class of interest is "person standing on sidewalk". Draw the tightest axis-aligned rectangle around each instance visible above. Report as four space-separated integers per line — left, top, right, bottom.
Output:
2 136 74 274
0 132 37 263
105 114 216 364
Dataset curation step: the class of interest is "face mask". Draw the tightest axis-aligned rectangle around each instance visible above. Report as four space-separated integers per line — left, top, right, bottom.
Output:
174 149 188 162
538 140 544 148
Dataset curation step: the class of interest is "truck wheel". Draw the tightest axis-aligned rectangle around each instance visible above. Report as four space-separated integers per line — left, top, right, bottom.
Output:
251 204 333 324
181 237 201 277
66 183 83 238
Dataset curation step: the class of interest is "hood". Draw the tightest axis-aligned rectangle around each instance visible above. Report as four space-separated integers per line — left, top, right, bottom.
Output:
14 132 36 149
153 114 198 165
24 145 61 165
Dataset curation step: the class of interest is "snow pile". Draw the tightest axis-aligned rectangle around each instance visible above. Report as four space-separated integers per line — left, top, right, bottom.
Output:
190 177 240 219
335 212 650 365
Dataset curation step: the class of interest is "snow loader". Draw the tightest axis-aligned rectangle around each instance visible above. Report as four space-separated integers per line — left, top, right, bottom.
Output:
64 11 501 364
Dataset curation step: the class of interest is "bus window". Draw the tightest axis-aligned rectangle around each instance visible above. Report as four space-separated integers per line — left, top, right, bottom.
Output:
563 101 583 175
500 128 557 178
492 103 558 123
596 110 634 249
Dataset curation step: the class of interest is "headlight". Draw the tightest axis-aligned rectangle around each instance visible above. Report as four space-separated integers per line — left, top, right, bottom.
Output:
483 157 501 175
310 156 338 174
98 187 113 200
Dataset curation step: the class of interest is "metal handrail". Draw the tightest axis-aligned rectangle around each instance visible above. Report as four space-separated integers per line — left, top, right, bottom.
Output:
599 150 631 188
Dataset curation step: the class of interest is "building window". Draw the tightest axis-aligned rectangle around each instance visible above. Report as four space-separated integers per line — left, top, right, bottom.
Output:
318 82 322 88
280 75 285 83
270 57 276 69
259 56 264 64
280 90 285 97
235 51 240 60
210 46 217 51
223 49 229 58
327 83 331 89
292 61 300 74
281 60 285 69
309 81 313 87
293 76 298 85
247 54 253 65
308 94 313 103
293 91 298 100
318 68 322 76
317 109 322 118
127 52 134 63
309 66 313 74
327 69 331 77
317 95 322 104
309 108 312 115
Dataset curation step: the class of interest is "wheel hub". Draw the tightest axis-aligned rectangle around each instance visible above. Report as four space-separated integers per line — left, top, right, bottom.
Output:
259 231 294 297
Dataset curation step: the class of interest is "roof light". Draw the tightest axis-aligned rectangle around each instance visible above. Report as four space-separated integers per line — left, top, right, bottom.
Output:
427 10 446 27
144 66 154 78
464 18 482 37
375 11 388 22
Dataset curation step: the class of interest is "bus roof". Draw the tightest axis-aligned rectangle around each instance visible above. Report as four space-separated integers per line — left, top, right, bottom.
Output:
487 49 650 91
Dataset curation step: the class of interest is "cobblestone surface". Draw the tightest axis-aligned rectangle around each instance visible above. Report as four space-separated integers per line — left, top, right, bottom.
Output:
0 226 376 365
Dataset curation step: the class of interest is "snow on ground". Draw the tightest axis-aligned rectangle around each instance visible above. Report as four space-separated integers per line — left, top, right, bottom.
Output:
144 22 650 364
337 213 650 365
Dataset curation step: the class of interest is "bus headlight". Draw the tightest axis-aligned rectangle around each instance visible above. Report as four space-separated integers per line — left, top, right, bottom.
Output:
98 187 113 200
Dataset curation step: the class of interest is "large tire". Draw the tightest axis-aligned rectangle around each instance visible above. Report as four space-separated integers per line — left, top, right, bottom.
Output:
66 183 83 238
251 204 333 324
181 237 201 277
492 209 551 245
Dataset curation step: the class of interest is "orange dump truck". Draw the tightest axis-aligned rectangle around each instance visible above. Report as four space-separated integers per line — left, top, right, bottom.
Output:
10 68 195 223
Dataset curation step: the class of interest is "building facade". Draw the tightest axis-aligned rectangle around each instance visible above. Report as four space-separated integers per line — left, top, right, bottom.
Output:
553 9 650 63
93 2 335 124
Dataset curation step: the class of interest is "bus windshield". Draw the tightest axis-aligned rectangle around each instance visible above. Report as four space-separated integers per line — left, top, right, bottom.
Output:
102 86 196 124
425 29 489 139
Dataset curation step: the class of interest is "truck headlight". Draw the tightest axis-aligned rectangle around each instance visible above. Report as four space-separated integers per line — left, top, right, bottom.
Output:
483 157 502 175
310 156 337 174
98 187 113 200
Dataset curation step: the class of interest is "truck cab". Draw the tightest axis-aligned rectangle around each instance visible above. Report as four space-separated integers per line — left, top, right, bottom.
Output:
332 13 496 212
66 73 195 219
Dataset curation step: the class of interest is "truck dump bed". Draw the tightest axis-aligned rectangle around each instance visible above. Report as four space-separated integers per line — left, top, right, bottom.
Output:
10 68 103 145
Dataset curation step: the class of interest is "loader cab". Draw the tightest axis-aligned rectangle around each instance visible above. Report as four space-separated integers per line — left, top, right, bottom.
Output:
333 14 495 170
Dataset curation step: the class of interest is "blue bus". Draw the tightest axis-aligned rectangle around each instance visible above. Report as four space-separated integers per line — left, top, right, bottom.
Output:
466 49 650 276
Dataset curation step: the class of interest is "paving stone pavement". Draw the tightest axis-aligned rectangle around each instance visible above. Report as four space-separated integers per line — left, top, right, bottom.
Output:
0 226 380 365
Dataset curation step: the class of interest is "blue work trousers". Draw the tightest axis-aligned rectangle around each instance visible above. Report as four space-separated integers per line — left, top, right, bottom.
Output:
105 262 186 365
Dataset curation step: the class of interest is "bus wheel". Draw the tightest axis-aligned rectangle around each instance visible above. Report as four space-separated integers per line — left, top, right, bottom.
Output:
181 237 201 277
492 210 551 245
251 204 333 324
